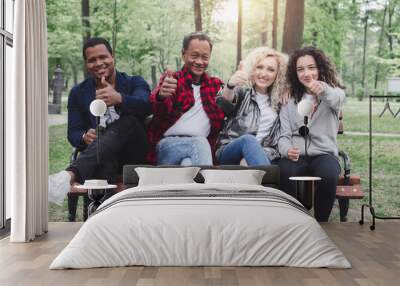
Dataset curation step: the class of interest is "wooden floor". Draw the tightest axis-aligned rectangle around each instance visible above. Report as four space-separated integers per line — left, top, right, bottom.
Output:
0 221 399 286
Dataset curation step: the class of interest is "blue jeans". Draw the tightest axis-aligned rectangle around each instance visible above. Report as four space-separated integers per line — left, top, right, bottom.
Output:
156 136 213 166
218 134 270 166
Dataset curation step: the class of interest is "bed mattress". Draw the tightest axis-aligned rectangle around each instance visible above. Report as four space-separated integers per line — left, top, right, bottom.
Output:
50 183 350 269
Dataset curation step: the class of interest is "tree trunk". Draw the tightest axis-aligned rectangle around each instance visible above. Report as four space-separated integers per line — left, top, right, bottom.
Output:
361 0 369 99
237 0 243 66
282 0 304 54
112 0 117 52
351 36 357 98
175 56 181 70
151 65 157 90
312 31 318 46
272 0 278 49
351 0 357 98
82 0 90 79
351 62 355 98
194 0 202 31
332 3 341 64
261 4 268 46
386 2 394 58
158 49 165 74
261 29 268 46
374 0 388 90
67 58 79 87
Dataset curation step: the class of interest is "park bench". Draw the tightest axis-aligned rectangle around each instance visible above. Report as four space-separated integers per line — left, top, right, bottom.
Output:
67 114 364 222
336 150 364 222
67 159 365 222
336 113 364 222
66 149 124 222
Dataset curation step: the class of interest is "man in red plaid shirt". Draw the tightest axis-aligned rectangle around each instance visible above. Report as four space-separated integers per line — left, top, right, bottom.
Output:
147 32 225 165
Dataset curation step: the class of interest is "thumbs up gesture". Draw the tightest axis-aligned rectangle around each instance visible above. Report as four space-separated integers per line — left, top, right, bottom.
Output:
305 79 325 97
227 61 248 88
95 77 122 106
158 68 178 99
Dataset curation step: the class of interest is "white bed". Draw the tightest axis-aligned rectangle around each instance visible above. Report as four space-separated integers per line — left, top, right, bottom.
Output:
50 183 351 269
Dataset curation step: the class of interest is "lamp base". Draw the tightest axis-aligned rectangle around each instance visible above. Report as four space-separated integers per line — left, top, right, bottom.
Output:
289 176 321 211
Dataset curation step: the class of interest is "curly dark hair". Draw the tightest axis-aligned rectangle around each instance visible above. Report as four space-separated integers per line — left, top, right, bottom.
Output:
287 46 344 102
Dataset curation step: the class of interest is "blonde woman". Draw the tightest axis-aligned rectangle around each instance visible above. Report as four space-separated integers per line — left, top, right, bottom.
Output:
216 47 288 165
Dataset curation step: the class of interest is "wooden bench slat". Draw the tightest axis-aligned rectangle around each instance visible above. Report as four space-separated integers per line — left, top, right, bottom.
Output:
338 175 361 185
336 184 364 199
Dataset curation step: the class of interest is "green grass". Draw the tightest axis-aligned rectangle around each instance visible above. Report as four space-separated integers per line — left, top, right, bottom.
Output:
61 95 68 113
343 97 400 133
339 97 400 220
338 135 400 219
49 124 71 174
48 124 88 221
48 197 87 222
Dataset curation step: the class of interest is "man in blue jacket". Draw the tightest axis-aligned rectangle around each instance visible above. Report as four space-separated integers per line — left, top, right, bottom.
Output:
49 37 151 205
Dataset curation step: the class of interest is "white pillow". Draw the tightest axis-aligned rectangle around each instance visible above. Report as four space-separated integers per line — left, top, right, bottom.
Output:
200 169 266 185
135 167 201 186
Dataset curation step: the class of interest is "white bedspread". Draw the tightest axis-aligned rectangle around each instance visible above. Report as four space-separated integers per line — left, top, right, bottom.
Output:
50 183 351 269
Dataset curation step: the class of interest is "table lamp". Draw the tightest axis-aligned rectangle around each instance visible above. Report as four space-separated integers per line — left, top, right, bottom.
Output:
89 99 107 164
297 99 313 158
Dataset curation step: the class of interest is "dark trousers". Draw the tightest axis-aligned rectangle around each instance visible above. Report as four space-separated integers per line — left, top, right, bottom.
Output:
67 115 148 184
278 154 340 222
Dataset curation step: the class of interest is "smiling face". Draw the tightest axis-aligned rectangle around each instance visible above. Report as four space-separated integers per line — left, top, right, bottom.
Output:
182 39 211 83
85 44 115 82
251 56 279 94
296 55 319 88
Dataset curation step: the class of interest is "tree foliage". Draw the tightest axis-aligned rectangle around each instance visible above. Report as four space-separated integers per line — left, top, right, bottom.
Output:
46 0 400 97
46 0 82 86
303 0 348 69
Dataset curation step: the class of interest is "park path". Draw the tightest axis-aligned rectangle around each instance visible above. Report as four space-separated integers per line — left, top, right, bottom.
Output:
48 112 67 126
344 131 400 138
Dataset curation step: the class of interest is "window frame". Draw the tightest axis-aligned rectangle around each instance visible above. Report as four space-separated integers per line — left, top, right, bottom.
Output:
0 0 13 232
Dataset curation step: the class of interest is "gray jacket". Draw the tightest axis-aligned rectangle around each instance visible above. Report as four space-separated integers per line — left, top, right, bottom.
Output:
278 85 345 159
216 87 281 161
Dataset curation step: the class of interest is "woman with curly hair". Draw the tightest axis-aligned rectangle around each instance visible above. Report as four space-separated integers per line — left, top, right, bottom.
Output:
216 47 288 166
278 46 346 222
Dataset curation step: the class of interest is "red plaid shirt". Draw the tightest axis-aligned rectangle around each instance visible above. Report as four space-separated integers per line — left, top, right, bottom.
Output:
146 67 225 164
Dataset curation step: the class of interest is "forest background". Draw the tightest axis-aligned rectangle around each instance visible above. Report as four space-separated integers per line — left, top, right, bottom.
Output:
46 0 400 97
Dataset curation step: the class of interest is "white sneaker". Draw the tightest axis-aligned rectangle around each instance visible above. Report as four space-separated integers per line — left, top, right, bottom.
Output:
48 170 71 206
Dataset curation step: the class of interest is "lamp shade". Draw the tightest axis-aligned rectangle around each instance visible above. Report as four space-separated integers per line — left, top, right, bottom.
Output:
89 99 107 116
297 99 313 117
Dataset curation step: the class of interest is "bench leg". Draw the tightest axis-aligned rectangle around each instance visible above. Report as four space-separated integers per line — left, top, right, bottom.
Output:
83 195 90 221
338 198 349 222
67 193 79 222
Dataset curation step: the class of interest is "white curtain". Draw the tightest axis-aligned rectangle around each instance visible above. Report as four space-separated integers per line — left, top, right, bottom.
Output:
7 0 49 242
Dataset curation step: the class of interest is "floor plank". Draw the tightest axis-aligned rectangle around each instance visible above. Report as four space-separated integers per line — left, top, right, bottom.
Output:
0 221 399 286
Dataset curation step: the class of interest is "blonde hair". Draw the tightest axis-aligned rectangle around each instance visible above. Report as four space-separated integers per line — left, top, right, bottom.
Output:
242 47 288 111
